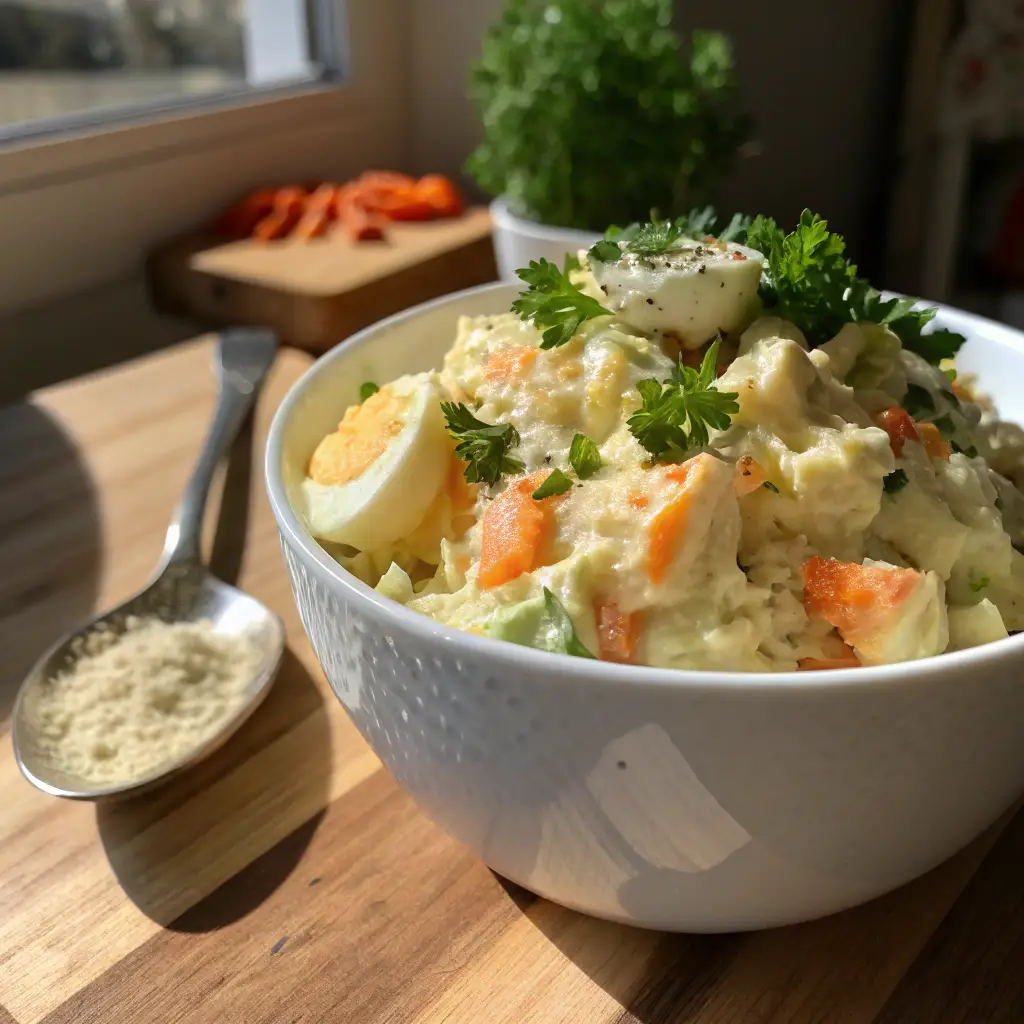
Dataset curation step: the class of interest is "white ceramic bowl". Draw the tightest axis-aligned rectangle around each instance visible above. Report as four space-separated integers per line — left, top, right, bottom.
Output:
266 282 1024 932
490 197 602 280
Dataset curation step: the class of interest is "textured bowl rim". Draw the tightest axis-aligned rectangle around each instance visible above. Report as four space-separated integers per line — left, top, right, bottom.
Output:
265 280 1024 694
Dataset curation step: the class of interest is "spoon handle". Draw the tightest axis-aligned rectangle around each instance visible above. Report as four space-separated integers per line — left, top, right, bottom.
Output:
160 328 278 568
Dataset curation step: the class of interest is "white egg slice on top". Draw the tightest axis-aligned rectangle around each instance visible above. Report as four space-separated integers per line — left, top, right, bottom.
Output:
302 373 449 551
591 239 764 346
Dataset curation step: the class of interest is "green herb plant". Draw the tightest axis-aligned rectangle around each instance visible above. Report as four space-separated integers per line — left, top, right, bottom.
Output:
745 210 966 364
466 0 749 231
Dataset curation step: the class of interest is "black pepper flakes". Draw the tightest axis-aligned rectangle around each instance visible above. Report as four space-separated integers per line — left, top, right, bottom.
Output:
646 298 654 305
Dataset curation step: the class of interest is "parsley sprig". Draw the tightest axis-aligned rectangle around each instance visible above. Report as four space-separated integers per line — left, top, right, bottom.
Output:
628 337 739 460
568 433 602 478
441 402 524 485
511 258 610 349
745 209 965 364
590 206 751 263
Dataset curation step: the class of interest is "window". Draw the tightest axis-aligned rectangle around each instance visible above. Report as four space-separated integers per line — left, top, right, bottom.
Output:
0 0 410 318
0 0 335 138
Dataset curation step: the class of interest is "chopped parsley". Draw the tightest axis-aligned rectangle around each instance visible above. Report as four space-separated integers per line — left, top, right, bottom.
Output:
542 588 596 659
932 414 956 439
532 468 573 499
568 433 602 479
359 381 380 401
441 402 524 485
762 481 780 493
744 209 965 364
950 440 979 458
511 258 610 349
970 575 990 593
627 337 739 460
589 206 752 264
883 469 909 494
902 383 935 417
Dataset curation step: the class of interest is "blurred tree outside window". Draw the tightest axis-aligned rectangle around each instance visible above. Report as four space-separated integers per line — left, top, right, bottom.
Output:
0 0 324 130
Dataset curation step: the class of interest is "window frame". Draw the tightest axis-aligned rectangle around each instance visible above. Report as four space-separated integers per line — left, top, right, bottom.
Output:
0 0 411 315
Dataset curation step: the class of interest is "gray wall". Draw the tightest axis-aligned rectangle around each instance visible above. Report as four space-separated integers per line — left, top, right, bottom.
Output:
408 0 907 264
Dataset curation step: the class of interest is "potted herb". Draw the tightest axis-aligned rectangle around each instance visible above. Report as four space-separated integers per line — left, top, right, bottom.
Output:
466 0 750 278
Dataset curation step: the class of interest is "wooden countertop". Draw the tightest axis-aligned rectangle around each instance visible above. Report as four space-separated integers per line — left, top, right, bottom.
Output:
1 339 1022 1024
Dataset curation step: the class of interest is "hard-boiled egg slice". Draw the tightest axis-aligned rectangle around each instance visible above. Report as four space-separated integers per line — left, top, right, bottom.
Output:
302 373 449 550
591 239 764 346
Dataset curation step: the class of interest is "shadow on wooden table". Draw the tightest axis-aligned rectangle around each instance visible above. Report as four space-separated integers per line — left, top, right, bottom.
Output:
492 873 740 1021
0 403 101 726
96 646 330 932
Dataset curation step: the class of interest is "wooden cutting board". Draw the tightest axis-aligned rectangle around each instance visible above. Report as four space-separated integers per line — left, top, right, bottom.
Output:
147 207 497 353
3 338 1024 1023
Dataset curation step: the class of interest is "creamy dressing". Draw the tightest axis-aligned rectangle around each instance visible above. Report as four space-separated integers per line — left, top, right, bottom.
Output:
300 249 1024 671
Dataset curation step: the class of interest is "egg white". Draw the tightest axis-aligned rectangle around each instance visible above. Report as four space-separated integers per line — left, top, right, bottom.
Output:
592 239 764 345
302 374 450 551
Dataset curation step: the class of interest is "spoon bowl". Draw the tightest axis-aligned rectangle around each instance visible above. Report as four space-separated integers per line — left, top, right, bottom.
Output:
12 328 285 800
13 564 285 800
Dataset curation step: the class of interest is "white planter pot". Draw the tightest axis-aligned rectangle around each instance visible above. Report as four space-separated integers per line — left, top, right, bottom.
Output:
489 197 602 280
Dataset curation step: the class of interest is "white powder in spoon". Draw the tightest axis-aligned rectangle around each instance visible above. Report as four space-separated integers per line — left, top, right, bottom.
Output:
24 616 260 785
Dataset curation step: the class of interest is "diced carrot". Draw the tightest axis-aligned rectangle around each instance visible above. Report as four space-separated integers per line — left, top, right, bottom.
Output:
342 201 386 242
646 456 710 584
916 421 952 460
292 184 338 240
733 455 767 496
214 187 277 238
252 187 306 241
876 406 919 458
252 210 299 241
414 174 464 217
802 557 921 650
348 180 434 221
483 346 538 382
479 471 560 589
447 453 479 511
627 491 649 510
594 599 641 663
951 379 969 400
353 170 417 190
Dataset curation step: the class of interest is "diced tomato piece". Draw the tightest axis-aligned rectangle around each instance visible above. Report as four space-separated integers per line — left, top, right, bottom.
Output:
876 406 919 458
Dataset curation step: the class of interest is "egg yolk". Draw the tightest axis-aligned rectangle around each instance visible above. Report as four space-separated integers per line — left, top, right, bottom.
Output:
308 387 410 485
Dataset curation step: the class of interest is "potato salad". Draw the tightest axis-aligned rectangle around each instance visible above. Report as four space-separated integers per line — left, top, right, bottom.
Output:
300 209 1024 672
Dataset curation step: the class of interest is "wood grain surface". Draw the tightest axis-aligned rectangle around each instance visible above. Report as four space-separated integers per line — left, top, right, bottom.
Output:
147 210 497 353
2 338 1023 1024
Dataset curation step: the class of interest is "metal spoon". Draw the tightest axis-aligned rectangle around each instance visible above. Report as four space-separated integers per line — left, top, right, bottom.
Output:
12 329 286 800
